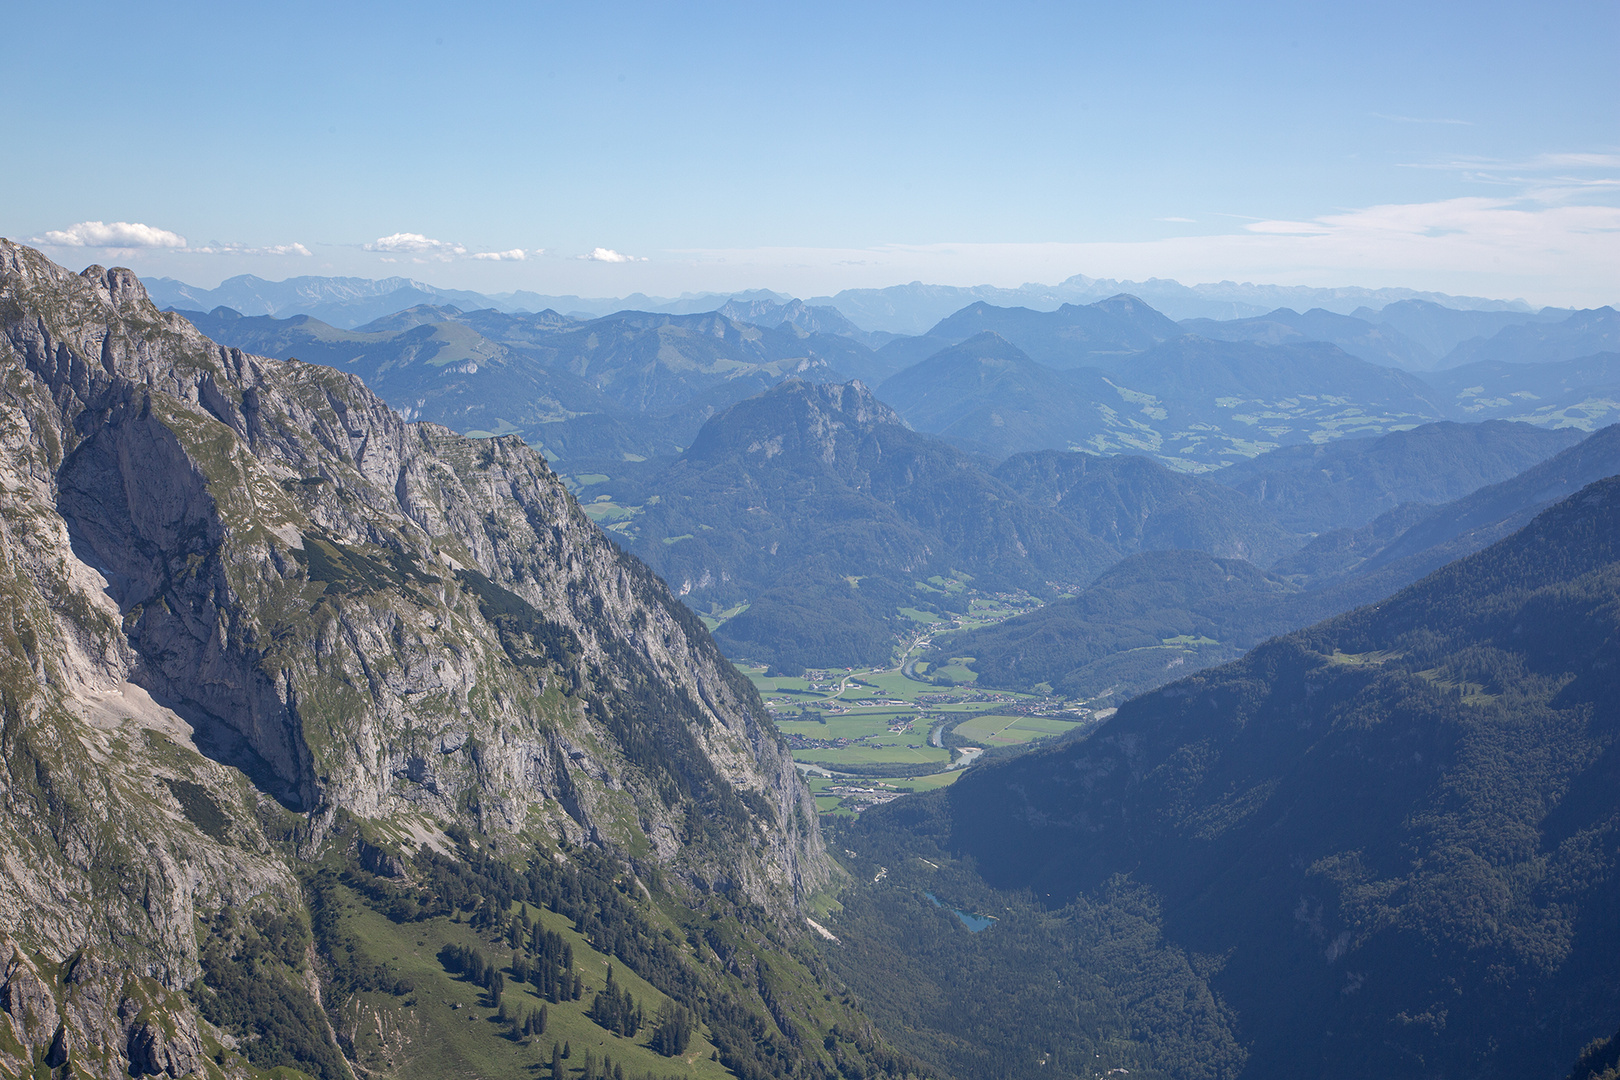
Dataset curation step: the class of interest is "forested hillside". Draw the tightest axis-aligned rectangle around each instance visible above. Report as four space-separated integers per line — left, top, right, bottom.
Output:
1212 419 1582 532
874 475 1620 1079
942 423 1620 701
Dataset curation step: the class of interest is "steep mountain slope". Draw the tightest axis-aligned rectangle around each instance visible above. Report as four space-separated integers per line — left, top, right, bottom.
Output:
874 296 1182 373
1178 307 1434 370
1569 1026 1620 1080
889 475 1620 1078
1278 421 1620 586
881 331 1449 467
1212 419 1584 533
992 451 1296 565
609 380 1118 671
1442 306 1620 367
0 241 896 1080
1355 298 1557 359
1427 351 1620 430
874 333 1122 456
178 305 615 440
945 423 1620 700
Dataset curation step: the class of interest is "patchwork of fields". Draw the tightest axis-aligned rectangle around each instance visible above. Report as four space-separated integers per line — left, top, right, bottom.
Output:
739 663 1094 815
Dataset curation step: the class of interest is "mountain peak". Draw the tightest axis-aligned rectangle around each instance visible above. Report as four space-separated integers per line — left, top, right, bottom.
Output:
684 378 905 465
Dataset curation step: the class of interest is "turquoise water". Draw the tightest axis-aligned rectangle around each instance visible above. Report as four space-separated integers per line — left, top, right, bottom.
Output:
924 892 998 933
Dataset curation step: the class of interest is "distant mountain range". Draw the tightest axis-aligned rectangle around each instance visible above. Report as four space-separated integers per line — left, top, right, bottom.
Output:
880 293 1610 374
177 283 1609 680
872 295 1184 378
810 274 1539 332
870 302 1620 465
146 269 1558 334
173 279 1620 485
146 273 806 329
177 303 865 456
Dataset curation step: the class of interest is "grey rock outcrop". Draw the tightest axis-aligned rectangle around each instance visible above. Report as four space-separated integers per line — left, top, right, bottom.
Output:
0 239 829 1080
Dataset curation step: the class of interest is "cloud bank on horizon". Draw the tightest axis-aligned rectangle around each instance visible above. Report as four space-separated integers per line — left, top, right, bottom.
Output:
18 185 1616 308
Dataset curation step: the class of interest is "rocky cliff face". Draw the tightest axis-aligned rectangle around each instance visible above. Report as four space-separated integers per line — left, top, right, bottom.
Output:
0 240 828 1079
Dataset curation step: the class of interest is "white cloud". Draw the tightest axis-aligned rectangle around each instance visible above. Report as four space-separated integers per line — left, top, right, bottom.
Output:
188 241 313 257
364 234 540 263
35 220 187 248
30 221 315 258
579 247 645 263
668 195 1620 308
364 232 467 257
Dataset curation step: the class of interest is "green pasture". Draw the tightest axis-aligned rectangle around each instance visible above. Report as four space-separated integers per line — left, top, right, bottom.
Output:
854 670 934 696
952 714 1084 746
739 661 1072 811
794 744 950 767
775 715 913 742
929 660 978 684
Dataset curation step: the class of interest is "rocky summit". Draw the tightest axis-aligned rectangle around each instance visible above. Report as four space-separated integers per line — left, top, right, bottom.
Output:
0 241 829 1080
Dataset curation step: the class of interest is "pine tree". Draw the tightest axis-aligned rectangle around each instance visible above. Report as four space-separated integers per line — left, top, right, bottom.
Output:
550 1041 562 1079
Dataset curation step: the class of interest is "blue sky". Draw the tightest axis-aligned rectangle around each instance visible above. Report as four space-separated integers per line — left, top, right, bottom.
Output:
5 0 1616 304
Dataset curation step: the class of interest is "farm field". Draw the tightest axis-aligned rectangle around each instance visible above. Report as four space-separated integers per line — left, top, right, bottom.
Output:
738 661 1091 815
951 713 1086 747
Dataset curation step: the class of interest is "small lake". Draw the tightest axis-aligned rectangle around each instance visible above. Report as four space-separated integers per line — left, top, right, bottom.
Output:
924 892 998 932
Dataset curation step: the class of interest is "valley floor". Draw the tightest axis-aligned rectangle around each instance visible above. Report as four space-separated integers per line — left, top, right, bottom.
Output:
737 646 1098 815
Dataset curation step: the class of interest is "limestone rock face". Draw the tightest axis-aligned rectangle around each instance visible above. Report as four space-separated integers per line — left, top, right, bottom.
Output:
0 240 829 1079
0 949 59 1050
126 1014 204 1079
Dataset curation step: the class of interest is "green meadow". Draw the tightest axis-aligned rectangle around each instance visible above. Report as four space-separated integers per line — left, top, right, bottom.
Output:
738 660 1084 814
951 713 1085 747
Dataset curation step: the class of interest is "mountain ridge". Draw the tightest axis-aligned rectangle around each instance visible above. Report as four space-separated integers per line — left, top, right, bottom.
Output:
0 240 880 1080
879 473 1620 1078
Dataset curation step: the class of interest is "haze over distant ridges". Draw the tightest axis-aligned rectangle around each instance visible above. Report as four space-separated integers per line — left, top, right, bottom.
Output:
144 269 1548 335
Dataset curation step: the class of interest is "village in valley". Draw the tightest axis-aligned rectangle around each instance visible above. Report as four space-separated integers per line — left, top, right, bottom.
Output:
737 591 1105 814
